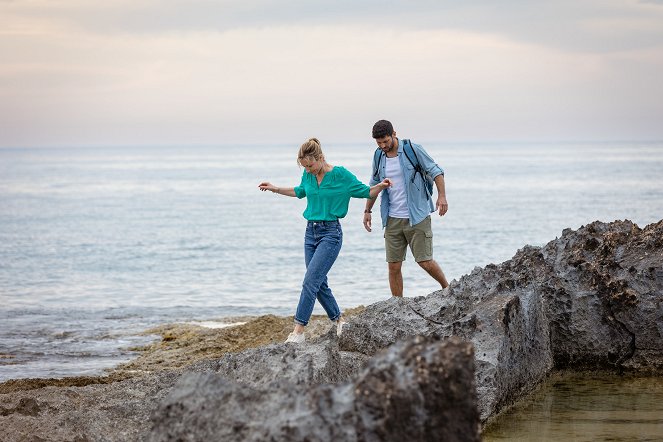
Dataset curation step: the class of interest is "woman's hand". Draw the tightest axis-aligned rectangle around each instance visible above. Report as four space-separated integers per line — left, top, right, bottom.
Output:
368 178 392 199
259 182 297 197
258 182 277 193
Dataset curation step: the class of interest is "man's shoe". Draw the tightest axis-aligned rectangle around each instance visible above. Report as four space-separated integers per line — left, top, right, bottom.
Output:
285 332 305 344
336 319 346 337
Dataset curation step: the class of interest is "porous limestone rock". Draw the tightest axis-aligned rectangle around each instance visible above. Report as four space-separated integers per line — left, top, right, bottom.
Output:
149 336 480 442
340 219 663 420
192 339 369 387
0 372 181 442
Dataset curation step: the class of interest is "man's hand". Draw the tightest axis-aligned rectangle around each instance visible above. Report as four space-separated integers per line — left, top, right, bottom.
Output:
363 212 372 232
436 196 448 216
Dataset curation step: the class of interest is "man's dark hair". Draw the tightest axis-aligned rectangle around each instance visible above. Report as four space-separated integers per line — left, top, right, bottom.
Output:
372 120 394 139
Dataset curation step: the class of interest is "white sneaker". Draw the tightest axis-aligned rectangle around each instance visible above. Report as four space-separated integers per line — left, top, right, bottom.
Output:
285 332 305 344
336 319 346 337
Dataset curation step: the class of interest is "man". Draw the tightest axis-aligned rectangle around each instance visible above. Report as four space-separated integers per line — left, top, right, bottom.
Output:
364 120 449 297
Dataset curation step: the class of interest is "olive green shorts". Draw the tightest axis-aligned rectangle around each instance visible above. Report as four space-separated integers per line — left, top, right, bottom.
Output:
384 216 433 263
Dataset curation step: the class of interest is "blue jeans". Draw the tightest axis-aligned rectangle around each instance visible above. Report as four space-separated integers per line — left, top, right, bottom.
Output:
294 220 343 326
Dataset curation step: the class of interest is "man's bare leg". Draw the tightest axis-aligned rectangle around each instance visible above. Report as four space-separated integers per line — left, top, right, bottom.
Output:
417 259 449 289
388 261 404 297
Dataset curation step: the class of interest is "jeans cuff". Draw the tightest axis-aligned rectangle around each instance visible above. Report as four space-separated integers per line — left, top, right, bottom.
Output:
294 318 308 326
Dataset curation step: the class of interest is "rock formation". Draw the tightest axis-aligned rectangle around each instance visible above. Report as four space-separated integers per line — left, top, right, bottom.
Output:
0 372 181 442
339 219 663 419
149 336 480 442
1 219 661 440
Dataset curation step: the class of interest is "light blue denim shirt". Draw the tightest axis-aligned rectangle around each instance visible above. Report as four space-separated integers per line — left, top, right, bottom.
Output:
369 139 444 228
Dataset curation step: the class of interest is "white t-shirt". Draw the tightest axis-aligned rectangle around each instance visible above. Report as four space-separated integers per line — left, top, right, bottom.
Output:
385 155 409 218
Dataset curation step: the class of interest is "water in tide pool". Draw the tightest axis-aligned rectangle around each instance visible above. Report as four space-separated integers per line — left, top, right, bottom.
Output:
1 142 662 381
482 373 663 441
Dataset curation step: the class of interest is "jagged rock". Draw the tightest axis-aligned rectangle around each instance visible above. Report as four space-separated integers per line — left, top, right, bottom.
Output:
148 336 480 442
340 219 663 420
190 339 369 387
542 220 662 370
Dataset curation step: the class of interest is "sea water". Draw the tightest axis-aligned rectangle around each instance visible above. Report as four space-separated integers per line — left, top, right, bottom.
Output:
482 372 663 441
1 142 662 381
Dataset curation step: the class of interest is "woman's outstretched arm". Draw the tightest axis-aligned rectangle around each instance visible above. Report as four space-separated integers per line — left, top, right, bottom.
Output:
368 178 392 199
258 182 297 197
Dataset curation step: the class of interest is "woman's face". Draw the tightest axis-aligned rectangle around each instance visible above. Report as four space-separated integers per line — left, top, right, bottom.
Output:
300 157 324 174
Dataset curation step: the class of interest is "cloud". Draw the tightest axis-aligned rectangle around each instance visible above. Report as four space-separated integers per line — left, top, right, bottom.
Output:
1 0 662 146
3 0 663 52
3 22 662 145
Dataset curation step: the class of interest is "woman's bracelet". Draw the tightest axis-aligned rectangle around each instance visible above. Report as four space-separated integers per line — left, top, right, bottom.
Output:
364 210 372 213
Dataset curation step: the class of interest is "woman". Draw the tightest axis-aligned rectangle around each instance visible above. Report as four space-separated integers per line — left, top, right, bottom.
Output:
259 138 391 343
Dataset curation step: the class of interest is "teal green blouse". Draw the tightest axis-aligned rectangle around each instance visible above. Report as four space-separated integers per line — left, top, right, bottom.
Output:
294 166 371 221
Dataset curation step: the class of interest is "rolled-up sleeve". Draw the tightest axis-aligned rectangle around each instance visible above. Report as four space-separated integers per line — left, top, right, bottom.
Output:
416 145 444 178
293 172 307 199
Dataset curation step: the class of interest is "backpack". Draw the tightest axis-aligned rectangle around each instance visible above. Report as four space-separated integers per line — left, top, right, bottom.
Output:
372 139 434 197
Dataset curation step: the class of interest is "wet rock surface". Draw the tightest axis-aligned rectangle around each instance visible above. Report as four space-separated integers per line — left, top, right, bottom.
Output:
1 219 661 440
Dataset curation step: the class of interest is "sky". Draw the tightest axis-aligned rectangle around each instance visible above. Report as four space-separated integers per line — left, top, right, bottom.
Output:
1 0 663 147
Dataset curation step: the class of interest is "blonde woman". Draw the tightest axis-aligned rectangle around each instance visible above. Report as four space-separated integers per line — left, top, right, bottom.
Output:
259 138 391 343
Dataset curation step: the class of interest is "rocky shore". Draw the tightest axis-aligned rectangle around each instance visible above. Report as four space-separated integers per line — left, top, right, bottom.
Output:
1 219 661 441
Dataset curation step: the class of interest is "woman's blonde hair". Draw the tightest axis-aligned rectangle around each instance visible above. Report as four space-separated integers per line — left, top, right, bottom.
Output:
297 138 324 166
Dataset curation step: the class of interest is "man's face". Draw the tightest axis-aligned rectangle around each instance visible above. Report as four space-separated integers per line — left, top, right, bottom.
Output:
375 133 397 154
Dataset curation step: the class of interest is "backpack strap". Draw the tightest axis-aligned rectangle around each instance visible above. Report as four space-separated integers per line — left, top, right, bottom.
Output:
402 139 433 197
401 139 419 170
372 148 383 182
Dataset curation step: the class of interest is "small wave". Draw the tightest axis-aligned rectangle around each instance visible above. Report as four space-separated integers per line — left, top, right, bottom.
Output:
180 321 246 329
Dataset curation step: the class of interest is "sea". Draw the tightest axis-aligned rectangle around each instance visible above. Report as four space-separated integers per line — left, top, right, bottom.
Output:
1 142 662 382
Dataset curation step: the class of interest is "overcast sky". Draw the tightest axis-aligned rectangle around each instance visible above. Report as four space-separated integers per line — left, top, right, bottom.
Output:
1 0 662 147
